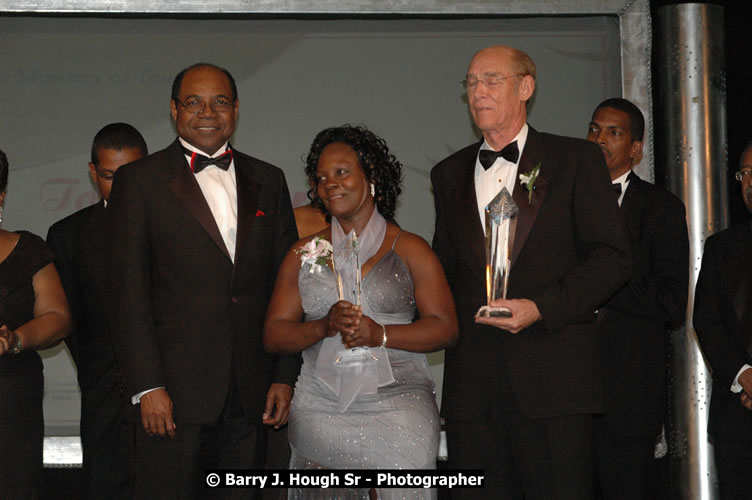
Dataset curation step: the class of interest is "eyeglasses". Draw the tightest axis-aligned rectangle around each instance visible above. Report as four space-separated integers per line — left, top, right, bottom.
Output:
735 169 752 182
95 169 115 182
461 73 524 90
176 96 235 113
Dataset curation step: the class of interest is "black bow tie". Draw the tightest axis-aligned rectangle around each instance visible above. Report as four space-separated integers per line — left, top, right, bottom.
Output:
612 183 622 194
479 141 519 170
182 146 233 174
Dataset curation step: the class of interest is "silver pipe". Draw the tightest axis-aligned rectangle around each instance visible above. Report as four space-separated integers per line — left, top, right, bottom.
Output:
657 3 727 499
0 0 635 15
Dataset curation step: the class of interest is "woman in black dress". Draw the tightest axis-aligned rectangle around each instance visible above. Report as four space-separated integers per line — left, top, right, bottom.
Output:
0 148 71 498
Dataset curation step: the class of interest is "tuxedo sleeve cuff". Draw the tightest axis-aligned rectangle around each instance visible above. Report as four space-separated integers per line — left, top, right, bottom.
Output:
731 365 752 393
131 386 165 405
273 353 302 386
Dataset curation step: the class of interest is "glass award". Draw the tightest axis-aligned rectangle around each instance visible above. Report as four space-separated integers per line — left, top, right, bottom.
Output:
476 187 518 318
334 233 377 365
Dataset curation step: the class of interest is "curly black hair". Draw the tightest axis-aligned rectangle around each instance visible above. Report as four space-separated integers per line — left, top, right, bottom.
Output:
304 125 403 221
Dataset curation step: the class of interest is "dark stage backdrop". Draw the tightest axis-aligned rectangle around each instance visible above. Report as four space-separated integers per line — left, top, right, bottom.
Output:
0 16 621 434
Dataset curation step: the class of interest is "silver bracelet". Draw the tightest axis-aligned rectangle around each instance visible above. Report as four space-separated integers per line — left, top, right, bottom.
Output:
379 324 387 348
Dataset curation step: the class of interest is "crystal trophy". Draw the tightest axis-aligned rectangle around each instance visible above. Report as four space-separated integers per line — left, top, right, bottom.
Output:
334 233 377 365
476 187 518 318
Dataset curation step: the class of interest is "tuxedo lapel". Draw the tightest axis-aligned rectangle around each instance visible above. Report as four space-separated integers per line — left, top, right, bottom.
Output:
452 143 487 283
165 141 231 260
84 200 106 241
85 201 110 315
84 200 106 262
620 170 641 209
727 227 752 345
511 129 548 266
619 171 643 239
233 158 261 270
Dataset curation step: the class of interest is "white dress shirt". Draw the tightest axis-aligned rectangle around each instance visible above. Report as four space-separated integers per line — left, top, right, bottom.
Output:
611 169 631 207
179 137 238 263
474 124 529 232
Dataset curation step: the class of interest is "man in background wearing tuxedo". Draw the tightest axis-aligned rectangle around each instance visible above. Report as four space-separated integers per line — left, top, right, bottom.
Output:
47 122 148 498
694 142 752 499
587 98 689 499
431 45 631 498
107 63 299 498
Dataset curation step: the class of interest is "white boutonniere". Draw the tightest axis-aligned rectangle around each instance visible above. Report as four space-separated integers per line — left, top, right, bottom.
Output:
519 162 542 205
296 236 333 273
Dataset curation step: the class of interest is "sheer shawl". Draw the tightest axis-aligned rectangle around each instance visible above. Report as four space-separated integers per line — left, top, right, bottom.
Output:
313 208 395 412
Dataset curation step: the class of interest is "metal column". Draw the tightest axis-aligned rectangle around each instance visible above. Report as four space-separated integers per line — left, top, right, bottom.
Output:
657 3 727 499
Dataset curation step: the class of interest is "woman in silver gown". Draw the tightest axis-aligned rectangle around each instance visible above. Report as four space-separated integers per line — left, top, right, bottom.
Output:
264 125 458 499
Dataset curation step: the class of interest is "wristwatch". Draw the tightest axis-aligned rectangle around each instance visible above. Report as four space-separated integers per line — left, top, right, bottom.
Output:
11 334 22 354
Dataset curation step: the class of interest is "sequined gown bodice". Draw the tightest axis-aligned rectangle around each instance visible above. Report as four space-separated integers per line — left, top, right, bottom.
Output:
298 249 419 370
289 249 440 500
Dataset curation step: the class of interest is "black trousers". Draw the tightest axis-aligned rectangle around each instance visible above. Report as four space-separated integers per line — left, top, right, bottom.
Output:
261 426 290 500
714 434 752 500
132 380 265 500
592 415 657 499
80 369 130 499
446 413 594 500
445 355 594 500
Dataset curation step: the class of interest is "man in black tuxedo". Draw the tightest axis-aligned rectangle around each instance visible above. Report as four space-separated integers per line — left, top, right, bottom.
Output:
107 63 299 498
694 142 752 499
47 122 147 499
586 98 689 499
431 46 631 498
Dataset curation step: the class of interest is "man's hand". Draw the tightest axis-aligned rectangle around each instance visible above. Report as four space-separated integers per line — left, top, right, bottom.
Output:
262 383 293 429
740 392 752 411
474 298 542 334
738 368 752 411
140 388 176 438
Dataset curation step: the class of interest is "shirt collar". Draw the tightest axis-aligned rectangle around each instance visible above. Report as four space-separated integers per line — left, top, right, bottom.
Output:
612 169 632 189
480 122 529 164
178 138 230 159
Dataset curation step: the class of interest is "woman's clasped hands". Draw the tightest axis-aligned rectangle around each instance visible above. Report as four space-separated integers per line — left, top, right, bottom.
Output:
324 301 380 349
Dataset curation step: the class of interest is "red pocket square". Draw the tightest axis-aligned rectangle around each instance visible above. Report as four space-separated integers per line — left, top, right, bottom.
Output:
255 210 265 217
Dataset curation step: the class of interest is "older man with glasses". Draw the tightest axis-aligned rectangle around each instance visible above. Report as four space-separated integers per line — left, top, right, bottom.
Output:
105 63 299 498
431 45 631 499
